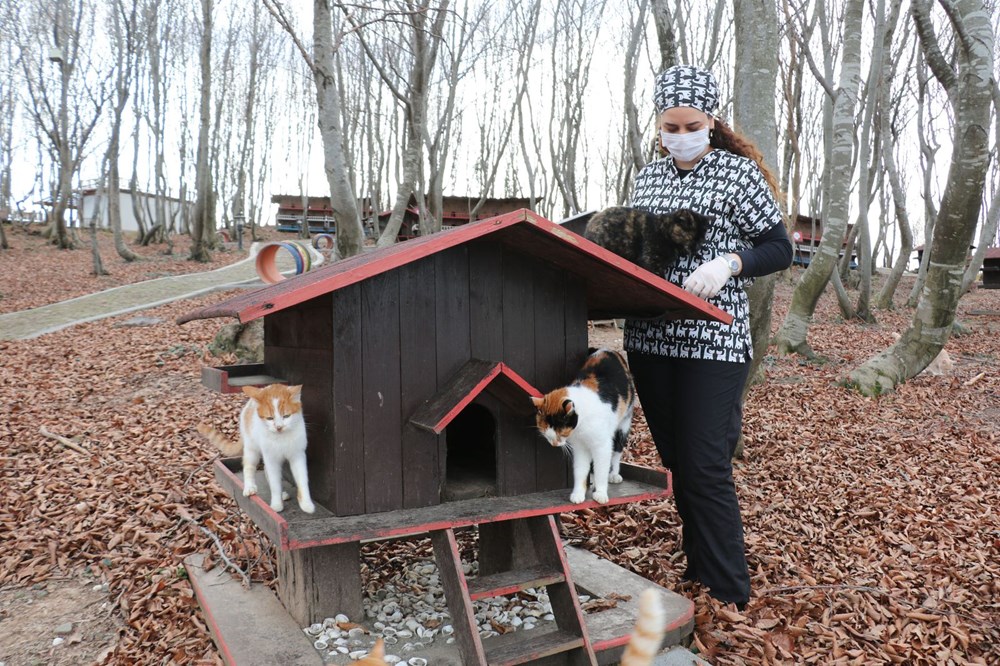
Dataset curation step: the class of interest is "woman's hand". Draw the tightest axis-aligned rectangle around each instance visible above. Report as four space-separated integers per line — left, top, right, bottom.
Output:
683 255 735 299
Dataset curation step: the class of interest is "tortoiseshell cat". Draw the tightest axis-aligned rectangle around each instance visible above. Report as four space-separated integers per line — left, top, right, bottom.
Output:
584 206 710 276
532 349 636 504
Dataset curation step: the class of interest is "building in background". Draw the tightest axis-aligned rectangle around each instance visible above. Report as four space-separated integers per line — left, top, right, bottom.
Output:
76 188 194 234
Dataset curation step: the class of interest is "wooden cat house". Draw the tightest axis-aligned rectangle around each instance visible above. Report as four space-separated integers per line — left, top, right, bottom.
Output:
179 209 730 664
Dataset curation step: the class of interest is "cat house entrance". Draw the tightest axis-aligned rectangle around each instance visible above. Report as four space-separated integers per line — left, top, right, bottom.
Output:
442 403 497 502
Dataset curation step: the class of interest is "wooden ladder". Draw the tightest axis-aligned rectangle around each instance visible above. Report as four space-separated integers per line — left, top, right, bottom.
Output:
430 514 598 666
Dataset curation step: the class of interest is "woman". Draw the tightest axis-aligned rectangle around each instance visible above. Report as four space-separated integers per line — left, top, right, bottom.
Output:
625 65 792 608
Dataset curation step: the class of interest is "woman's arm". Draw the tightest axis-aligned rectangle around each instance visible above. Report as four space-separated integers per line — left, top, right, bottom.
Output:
734 222 793 278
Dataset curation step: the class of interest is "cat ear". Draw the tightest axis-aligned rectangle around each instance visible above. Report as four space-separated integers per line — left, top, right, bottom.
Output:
530 396 544 410
561 399 575 415
369 639 385 658
242 386 260 399
288 384 303 400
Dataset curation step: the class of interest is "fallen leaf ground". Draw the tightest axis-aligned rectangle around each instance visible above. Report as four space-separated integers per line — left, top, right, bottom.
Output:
1 225 998 665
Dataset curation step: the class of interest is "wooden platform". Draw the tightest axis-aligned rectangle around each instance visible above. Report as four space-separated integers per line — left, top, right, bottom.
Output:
213 458 671 551
186 545 694 666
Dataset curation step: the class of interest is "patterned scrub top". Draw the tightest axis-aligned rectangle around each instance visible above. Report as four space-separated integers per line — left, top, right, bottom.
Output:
624 150 784 363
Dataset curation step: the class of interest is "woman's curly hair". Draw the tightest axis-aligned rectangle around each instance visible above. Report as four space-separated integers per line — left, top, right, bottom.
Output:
710 118 784 204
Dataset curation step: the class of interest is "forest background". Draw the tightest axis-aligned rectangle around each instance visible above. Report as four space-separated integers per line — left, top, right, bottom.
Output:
1 1 1000 664
1 0 999 393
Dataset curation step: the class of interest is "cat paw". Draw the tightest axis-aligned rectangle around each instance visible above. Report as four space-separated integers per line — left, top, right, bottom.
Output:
609 473 623 484
569 490 587 504
299 499 316 514
269 501 285 512
593 490 609 504
243 485 258 497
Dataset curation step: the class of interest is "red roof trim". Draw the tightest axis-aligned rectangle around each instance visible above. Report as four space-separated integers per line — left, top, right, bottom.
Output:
177 209 732 326
425 362 541 434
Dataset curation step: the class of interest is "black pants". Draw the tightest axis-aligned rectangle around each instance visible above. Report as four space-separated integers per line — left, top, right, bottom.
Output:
627 352 751 605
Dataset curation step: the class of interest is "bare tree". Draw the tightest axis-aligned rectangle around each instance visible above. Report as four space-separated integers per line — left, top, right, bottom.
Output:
959 79 1000 293
649 0 678 72
733 0 782 396
847 0 995 395
623 0 650 177
468 1 542 218
774 0 865 357
189 0 214 262
264 0 365 258
17 0 111 249
548 0 608 217
343 1 452 245
104 0 140 261
0 3 17 250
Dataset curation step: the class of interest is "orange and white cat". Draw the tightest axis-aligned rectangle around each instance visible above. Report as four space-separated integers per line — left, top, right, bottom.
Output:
198 384 315 514
620 589 667 665
355 639 387 665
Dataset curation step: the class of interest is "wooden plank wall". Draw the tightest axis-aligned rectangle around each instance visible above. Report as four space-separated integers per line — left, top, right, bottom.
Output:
330 287 365 515
361 272 402 513
533 261 571 492
399 257 441 509
435 248 472 495
263 297 335 505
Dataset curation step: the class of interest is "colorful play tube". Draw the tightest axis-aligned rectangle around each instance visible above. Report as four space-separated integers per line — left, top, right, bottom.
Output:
255 241 313 284
312 233 335 251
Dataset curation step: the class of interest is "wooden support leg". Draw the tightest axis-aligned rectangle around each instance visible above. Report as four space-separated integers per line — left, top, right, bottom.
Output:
478 519 537 576
525 516 597 666
277 542 363 626
430 528 487 665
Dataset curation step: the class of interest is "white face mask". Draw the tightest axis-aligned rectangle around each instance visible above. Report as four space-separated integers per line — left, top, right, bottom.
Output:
659 127 710 163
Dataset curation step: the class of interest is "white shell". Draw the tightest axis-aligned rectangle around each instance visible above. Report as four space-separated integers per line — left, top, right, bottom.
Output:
335 613 350 624
313 639 328 651
408 658 428 666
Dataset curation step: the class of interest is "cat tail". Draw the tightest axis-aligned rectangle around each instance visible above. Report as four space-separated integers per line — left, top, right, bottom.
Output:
196 424 243 457
619 589 667 666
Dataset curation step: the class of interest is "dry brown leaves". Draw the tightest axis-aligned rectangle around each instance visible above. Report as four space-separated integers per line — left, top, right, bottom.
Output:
1 227 999 664
0 225 284 314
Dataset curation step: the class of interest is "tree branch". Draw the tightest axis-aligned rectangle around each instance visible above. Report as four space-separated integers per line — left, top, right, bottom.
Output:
39 426 88 455
910 0 956 92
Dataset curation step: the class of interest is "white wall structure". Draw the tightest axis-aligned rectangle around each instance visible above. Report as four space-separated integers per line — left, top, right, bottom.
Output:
77 188 194 234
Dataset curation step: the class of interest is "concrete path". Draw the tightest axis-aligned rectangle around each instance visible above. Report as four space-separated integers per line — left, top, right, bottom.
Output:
0 254 264 341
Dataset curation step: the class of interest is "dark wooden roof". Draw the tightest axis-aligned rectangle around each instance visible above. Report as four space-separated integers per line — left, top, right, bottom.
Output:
177 209 732 325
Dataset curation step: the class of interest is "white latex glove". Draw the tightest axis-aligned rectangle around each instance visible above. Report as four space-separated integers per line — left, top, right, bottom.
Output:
683 256 733 300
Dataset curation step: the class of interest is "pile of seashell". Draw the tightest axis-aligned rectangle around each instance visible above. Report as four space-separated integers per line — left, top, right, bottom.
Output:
304 557 590 663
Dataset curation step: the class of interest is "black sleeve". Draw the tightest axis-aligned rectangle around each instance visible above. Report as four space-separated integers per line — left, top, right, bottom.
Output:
736 222 793 278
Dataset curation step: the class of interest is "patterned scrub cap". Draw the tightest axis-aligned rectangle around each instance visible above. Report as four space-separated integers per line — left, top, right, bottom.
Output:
654 65 719 114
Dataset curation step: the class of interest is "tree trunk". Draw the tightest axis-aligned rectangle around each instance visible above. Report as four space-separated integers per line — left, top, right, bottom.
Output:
649 0 678 72
960 81 1000 294
875 120 914 309
190 0 214 262
314 0 363 259
775 0 864 358
734 0 782 389
848 0 993 395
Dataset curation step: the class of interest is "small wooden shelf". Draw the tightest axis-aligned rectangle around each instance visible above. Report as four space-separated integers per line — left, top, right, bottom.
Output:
213 458 671 551
201 364 285 394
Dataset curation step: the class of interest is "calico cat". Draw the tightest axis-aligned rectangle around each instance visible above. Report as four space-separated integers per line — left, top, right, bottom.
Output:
531 349 636 504
584 206 710 276
197 383 316 514
619 589 667 665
